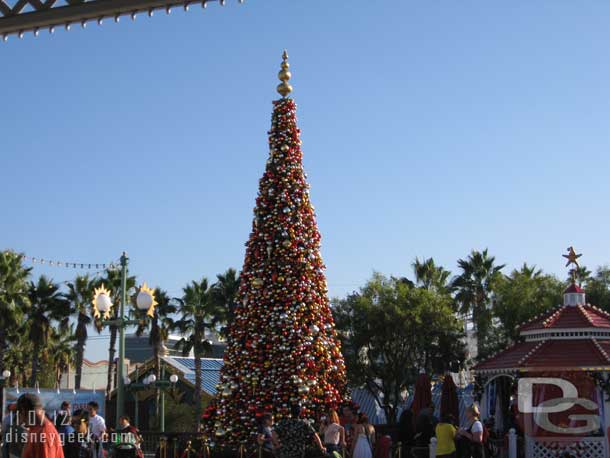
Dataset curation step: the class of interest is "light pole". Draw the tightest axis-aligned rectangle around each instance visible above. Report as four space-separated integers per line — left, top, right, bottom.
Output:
0 370 11 410
92 252 157 426
125 369 178 432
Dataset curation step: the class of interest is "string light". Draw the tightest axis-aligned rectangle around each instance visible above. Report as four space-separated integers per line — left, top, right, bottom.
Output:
21 254 120 271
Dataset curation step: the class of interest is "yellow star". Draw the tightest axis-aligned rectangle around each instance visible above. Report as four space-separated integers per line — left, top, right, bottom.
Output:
562 246 582 268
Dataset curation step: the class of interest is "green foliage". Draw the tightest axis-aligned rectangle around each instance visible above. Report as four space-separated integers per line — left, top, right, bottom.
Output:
412 257 452 294
0 250 31 375
174 277 227 427
210 268 240 338
582 266 610 311
491 264 563 350
67 274 99 389
27 275 71 385
333 272 465 424
452 249 505 359
161 396 197 432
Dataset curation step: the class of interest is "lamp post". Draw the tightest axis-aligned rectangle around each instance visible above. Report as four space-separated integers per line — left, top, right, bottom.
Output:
126 369 178 432
92 252 157 426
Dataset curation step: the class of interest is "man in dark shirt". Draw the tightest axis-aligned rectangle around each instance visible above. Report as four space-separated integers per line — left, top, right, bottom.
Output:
272 405 325 458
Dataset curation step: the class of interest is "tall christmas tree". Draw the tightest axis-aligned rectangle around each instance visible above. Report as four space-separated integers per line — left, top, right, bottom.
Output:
212 51 347 443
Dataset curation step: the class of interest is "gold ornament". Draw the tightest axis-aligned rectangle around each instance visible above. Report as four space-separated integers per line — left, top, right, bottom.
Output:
276 50 293 97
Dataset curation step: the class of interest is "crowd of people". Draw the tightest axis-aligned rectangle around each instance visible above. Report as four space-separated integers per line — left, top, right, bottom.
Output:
0 394 143 458
256 404 376 458
0 395 511 458
398 404 487 458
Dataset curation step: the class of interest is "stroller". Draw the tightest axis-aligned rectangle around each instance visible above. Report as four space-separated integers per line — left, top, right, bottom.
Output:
113 443 143 458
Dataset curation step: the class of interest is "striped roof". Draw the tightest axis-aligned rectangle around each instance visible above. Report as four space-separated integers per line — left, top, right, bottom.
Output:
162 356 223 396
475 339 610 373
519 304 610 332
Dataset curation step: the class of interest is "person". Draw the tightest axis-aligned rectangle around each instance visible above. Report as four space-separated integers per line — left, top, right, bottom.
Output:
351 414 374 458
117 416 143 458
272 404 325 458
456 405 484 458
340 405 356 451
56 411 75 436
321 410 346 456
55 410 76 453
435 414 456 458
16 392 65 458
1 405 16 458
87 402 106 458
61 402 72 416
256 413 275 457
63 411 91 458
397 408 414 458
415 403 435 449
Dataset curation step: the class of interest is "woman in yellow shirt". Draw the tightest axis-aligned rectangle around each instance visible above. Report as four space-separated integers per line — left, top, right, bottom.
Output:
435 414 456 458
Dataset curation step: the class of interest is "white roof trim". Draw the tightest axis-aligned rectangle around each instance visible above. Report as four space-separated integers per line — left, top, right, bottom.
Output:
522 327 610 337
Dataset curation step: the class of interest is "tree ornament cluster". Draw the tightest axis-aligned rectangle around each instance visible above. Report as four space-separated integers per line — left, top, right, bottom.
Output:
210 97 347 443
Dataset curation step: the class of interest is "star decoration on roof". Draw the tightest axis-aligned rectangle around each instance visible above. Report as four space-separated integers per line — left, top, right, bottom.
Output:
563 246 582 269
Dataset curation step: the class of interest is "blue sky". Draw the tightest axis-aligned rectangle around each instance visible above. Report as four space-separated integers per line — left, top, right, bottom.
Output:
2 1 610 361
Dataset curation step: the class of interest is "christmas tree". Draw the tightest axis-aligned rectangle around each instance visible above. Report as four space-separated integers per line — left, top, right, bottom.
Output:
212 51 347 443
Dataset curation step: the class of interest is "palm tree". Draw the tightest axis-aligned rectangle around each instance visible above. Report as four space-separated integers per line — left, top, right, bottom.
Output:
102 268 136 398
570 265 592 287
412 257 451 292
136 288 177 429
49 325 76 387
174 278 225 428
0 250 31 374
27 275 71 385
67 274 99 389
452 249 505 358
211 268 240 337
5 325 32 386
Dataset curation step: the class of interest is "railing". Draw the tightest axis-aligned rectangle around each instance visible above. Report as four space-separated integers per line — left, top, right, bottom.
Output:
137 430 523 458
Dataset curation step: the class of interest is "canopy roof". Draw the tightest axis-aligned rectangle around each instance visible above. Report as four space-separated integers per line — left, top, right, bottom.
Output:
520 304 610 333
475 339 610 374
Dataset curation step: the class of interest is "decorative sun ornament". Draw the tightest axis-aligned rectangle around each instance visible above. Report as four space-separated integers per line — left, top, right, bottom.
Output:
92 285 113 319
136 283 157 317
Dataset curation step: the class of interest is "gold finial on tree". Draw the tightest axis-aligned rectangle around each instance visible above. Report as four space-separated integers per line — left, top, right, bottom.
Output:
276 49 293 98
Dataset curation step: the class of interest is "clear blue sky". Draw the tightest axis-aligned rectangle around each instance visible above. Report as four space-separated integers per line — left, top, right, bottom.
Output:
2 1 610 361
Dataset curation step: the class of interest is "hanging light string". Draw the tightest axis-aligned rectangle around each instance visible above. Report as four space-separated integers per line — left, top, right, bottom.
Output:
21 254 120 271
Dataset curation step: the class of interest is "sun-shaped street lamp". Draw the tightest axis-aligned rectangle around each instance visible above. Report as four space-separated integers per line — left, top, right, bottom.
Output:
92 285 113 319
91 252 158 427
136 283 157 318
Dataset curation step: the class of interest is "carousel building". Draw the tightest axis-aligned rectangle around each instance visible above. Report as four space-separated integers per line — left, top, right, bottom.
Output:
475 250 610 458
